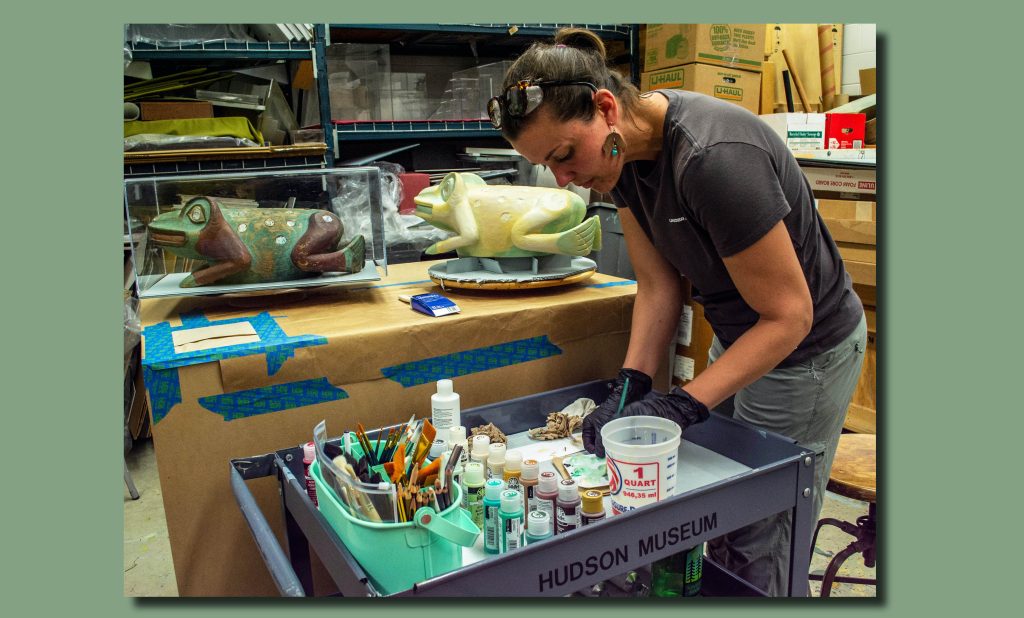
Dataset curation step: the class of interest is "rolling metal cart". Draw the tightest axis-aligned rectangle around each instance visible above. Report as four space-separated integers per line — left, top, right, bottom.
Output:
230 380 816 597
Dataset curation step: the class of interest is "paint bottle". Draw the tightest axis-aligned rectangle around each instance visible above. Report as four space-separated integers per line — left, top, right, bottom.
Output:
430 378 460 432
487 442 506 479
302 442 318 507
429 438 447 461
535 471 559 535
520 459 540 515
463 461 486 531
470 435 490 466
503 450 523 495
483 478 505 554
651 544 704 597
580 489 606 526
498 489 525 553
524 510 552 545
465 435 488 510
555 478 582 535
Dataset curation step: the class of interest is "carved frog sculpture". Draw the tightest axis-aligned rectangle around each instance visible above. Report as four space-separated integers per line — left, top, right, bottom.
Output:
413 172 602 258
147 196 365 287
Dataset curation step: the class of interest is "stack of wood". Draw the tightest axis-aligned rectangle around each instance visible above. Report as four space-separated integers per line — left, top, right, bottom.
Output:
819 199 877 434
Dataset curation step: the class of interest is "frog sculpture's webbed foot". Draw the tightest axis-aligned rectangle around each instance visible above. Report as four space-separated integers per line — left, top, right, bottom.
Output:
554 215 602 256
295 234 365 275
292 210 365 275
516 215 603 257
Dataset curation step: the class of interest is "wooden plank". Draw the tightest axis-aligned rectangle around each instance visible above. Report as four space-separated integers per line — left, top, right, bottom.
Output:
844 259 875 286
864 307 876 336
837 242 876 265
124 143 326 164
760 60 776 114
823 218 876 245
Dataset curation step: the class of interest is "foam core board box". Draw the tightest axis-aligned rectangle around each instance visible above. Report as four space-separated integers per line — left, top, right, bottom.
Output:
759 113 826 149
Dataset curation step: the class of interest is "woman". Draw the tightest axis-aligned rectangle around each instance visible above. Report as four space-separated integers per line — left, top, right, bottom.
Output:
489 28 867 596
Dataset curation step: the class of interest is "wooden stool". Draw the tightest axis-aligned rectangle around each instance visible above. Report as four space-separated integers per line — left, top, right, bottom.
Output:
809 433 876 596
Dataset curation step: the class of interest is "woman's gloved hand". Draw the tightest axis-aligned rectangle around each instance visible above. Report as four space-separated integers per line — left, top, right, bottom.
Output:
585 384 710 458
581 368 652 457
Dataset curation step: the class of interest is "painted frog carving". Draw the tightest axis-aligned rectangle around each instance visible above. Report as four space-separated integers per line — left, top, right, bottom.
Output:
413 172 602 258
147 196 365 287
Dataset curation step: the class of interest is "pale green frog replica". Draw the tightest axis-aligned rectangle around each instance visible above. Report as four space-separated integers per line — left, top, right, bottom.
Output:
413 172 601 258
147 196 365 287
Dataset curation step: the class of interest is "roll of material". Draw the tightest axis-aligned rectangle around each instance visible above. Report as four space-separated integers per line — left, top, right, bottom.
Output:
818 25 839 111
124 102 140 121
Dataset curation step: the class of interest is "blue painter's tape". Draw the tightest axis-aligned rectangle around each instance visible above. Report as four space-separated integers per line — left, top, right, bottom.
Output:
180 309 212 328
586 280 636 288
140 310 330 425
381 335 562 387
199 377 348 421
143 364 181 425
142 311 326 375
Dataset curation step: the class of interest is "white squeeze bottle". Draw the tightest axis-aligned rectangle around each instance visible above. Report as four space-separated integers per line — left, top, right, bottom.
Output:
431 379 461 432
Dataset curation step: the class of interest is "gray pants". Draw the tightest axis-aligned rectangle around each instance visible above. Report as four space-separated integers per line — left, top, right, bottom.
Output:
706 314 867 596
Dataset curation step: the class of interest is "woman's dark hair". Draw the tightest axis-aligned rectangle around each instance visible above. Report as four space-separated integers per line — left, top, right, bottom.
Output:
499 28 641 139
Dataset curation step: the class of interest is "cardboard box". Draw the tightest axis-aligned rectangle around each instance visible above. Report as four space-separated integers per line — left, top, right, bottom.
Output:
642 63 762 115
859 67 876 95
140 260 652 595
825 113 867 149
818 197 876 288
139 101 214 121
801 164 876 199
759 112 827 149
644 24 765 73
672 279 717 387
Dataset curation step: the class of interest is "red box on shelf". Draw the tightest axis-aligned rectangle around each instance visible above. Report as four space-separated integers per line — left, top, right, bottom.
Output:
398 173 431 214
825 113 867 149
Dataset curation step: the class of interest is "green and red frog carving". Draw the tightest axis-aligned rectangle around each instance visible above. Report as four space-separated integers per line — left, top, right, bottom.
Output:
147 196 365 287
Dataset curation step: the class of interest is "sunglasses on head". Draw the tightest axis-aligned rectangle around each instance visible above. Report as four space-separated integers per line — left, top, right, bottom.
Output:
487 79 598 129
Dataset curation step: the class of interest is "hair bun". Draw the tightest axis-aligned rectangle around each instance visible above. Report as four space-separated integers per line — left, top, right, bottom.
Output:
553 27 607 61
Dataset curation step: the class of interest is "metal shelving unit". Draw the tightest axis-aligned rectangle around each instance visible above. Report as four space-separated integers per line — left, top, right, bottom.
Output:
322 24 638 159
128 40 315 60
231 380 815 597
333 120 499 142
123 154 328 178
125 27 334 172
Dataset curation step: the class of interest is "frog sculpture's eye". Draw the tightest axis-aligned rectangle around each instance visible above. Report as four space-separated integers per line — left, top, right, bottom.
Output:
186 203 207 224
440 174 457 201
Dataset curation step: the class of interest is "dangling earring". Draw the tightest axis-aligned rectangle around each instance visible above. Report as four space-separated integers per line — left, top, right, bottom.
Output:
603 128 625 158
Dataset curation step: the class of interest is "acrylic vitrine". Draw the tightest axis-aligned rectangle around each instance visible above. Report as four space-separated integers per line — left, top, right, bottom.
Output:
124 167 387 298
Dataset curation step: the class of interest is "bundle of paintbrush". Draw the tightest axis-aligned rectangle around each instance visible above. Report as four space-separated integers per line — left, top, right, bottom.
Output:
313 419 465 524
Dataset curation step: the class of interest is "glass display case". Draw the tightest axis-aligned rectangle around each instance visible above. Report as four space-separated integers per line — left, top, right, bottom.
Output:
124 167 386 298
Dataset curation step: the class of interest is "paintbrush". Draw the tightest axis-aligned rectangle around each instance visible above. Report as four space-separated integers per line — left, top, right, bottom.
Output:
391 443 406 483
355 423 376 466
442 444 462 491
411 419 437 471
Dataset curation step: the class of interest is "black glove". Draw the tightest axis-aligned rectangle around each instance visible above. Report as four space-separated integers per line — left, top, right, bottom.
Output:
617 385 710 440
582 368 653 457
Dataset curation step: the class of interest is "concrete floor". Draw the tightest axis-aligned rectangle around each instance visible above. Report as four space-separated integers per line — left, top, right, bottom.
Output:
124 436 876 598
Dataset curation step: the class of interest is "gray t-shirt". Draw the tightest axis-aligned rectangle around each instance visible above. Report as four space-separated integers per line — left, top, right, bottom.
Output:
611 89 862 366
